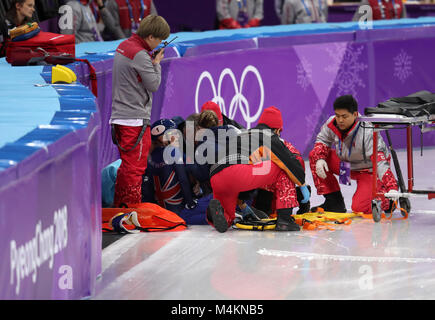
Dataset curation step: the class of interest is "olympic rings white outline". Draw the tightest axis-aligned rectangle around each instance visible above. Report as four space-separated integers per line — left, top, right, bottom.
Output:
195 65 264 129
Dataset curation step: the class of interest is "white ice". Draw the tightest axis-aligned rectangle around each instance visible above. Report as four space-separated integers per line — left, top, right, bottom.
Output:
93 148 435 300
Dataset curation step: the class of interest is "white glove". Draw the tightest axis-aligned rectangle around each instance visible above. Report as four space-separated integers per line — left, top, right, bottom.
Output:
386 189 400 201
315 159 329 179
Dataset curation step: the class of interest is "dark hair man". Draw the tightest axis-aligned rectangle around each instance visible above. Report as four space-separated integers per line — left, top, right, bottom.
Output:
309 95 399 214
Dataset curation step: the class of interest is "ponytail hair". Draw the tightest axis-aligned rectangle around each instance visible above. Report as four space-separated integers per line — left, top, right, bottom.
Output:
198 110 219 129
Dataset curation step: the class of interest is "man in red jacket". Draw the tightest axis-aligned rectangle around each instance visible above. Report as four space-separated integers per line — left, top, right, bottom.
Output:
109 0 158 37
110 15 170 207
353 0 406 21
207 106 310 233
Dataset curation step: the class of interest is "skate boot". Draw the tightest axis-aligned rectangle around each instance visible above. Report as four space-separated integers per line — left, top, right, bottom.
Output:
250 206 269 220
296 201 311 215
235 203 269 222
310 191 347 213
207 199 228 233
296 185 311 214
275 208 300 231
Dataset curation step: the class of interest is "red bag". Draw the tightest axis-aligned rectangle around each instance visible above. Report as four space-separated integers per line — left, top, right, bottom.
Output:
102 203 188 233
6 31 75 66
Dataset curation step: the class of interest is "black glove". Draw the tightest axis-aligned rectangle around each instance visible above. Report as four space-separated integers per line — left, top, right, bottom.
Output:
185 199 198 210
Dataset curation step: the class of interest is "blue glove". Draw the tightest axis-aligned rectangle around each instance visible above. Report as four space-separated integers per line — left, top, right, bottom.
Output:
299 185 310 204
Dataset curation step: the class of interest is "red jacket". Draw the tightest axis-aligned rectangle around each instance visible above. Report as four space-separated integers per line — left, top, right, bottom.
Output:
115 0 152 30
368 0 404 20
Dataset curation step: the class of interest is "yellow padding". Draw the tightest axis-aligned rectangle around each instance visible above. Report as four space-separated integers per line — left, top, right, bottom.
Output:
52 65 77 84
235 212 365 231
296 211 363 222
235 218 276 231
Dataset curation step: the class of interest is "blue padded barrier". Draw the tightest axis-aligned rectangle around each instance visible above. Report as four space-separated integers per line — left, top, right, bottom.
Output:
50 110 93 129
0 57 98 171
16 125 75 145
58 96 97 111
51 83 97 97
0 143 48 166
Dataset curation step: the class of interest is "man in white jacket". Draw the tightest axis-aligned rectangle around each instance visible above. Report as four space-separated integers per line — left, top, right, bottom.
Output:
308 95 399 214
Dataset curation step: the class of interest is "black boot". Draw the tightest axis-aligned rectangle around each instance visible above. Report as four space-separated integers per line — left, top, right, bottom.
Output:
275 208 300 231
296 185 311 214
296 201 311 215
207 199 228 233
311 191 347 213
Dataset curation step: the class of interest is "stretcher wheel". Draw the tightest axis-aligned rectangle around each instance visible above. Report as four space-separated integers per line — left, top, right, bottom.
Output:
399 198 411 217
372 200 381 223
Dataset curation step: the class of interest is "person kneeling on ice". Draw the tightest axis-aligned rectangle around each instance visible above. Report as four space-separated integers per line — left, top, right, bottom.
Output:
309 95 399 214
194 108 268 221
141 118 209 225
206 106 310 233
252 106 312 216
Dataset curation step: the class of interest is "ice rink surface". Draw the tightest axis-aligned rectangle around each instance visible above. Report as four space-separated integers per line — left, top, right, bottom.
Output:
94 149 435 300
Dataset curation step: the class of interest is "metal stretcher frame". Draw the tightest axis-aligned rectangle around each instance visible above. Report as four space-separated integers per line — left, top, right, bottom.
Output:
358 114 435 222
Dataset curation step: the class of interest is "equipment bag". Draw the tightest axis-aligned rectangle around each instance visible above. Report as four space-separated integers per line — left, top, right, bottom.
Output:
102 202 188 233
5 31 99 97
6 31 75 66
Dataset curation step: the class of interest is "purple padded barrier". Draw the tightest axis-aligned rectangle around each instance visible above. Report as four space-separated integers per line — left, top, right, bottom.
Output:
0 111 101 299
354 25 435 42
258 32 354 47
184 39 258 57
152 35 435 157
164 47 181 58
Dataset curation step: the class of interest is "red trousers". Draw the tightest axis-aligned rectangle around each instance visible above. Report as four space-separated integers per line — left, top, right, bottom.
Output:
210 161 284 226
113 125 151 207
309 149 393 214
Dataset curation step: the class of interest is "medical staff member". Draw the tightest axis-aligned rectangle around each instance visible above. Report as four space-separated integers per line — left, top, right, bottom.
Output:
309 95 398 214
207 106 310 233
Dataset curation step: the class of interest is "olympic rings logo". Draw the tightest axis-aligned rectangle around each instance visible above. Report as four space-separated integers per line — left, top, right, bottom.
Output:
195 65 264 129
